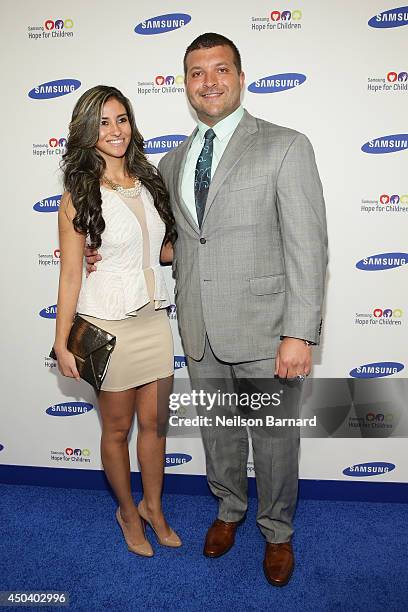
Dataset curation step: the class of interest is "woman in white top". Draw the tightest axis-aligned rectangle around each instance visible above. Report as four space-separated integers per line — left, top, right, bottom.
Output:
53 85 181 556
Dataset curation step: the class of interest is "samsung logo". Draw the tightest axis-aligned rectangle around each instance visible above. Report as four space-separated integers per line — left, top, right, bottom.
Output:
28 79 81 100
368 7 408 28
356 252 408 270
39 304 57 319
165 453 192 466
144 135 187 154
361 134 408 154
248 73 306 93
174 355 187 369
46 402 94 417
135 13 191 35
343 462 395 477
349 362 404 379
33 194 61 213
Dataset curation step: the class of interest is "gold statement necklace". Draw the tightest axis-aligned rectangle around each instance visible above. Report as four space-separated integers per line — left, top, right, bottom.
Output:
103 175 142 198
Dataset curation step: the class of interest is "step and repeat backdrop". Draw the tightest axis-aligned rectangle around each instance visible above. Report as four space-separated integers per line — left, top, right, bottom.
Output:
1 1 407 491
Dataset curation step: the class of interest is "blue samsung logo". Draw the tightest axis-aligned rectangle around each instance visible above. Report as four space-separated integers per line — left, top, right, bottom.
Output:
46 402 94 417
144 135 187 154
343 462 395 477
368 6 408 28
248 73 306 93
356 252 408 270
28 79 81 100
39 305 57 319
33 195 61 213
165 453 192 467
349 362 404 379
361 134 408 154
174 355 187 369
135 13 191 35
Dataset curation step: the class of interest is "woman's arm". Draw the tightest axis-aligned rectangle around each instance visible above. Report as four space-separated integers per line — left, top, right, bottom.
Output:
53 192 86 379
160 240 174 264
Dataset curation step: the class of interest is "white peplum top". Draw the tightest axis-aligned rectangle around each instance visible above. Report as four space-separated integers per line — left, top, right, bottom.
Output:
77 185 171 320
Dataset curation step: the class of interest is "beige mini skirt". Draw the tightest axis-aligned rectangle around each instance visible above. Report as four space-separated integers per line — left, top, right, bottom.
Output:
81 301 174 392
79 192 173 392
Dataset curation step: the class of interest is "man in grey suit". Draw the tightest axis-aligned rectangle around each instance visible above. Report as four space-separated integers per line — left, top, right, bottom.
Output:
159 33 327 586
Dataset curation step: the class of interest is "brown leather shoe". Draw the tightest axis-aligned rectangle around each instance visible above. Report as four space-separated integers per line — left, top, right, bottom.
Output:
203 519 239 558
263 542 294 587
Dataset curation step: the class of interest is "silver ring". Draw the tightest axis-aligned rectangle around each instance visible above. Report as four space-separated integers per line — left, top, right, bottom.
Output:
296 374 306 382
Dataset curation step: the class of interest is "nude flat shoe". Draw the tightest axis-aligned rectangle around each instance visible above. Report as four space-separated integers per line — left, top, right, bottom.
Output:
115 508 154 557
138 500 182 548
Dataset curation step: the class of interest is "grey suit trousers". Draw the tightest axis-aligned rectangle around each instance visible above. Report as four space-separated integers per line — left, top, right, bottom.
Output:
187 337 300 544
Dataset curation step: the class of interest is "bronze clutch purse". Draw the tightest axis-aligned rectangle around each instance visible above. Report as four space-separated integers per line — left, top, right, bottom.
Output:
50 315 116 390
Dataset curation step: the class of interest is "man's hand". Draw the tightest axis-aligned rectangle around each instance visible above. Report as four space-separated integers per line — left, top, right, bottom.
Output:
275 337 312 379
85 246 101 275
160 240 174 264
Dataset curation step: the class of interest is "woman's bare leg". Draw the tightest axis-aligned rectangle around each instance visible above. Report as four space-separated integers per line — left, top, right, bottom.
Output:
136 376 173 536
99 388 145 543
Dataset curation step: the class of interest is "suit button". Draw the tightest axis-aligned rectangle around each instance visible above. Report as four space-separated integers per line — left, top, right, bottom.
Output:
200 237 206 244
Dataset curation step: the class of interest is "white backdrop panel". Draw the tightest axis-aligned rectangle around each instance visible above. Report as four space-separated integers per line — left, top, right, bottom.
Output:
1 0 407 486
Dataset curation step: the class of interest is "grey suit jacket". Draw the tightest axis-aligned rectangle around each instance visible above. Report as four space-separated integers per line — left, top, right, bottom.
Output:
158 110 328 362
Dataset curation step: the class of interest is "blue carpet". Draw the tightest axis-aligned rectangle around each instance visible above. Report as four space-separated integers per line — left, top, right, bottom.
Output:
0 484 407 611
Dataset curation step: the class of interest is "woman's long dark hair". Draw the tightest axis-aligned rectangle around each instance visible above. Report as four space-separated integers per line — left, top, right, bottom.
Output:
61 85 176 248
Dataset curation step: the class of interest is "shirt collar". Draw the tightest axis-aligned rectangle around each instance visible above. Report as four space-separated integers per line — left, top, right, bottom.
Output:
197 106 244 142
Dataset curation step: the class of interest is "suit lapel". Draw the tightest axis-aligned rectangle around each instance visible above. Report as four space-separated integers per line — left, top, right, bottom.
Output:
202 111 258 225
173 129 199 233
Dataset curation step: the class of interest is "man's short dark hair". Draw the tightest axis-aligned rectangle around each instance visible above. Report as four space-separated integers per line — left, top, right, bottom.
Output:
183 32 242 75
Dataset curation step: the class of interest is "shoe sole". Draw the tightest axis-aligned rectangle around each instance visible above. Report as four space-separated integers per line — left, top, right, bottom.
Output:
203 541 234 558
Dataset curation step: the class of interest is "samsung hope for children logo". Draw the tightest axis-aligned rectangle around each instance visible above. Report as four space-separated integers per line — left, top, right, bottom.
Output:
367 70 408 93
51 447 91 464
354 307 403 328
32 137 66 159
349 362 404 378
251 9 302 32
368 6 408 28
28 79 81 100
135 14 191 35
248 73 306 93
361 134 408 153
167 304 177 320
360 193 408 214
137 74 185 96
38 248 60 271
27 18 74 40
355 252 408 270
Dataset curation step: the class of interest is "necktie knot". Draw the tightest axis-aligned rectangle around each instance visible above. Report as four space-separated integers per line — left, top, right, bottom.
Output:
204 128 216 144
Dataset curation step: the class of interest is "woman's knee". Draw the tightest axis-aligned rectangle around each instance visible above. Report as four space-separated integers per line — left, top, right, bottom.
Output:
101 419 133 442
137 412 159 434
